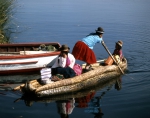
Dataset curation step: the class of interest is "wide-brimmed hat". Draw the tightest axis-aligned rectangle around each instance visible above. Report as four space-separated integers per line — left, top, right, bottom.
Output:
116 40 123 47
59 44 70 52
95 27 104 34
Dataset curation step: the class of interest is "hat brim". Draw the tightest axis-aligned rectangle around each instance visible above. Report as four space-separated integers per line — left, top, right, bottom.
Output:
61 49 69 51
116 42 122 47
96 30 104 34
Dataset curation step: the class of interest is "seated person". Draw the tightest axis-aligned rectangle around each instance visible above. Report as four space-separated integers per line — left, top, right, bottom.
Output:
113 40 124 61
105 40 124 65
51 44 76 79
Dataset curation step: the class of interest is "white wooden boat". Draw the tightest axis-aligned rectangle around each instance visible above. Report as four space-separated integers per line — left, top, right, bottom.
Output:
0 42 61 75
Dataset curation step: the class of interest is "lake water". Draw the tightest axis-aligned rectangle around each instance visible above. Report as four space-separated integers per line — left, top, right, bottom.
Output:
1 0 150 118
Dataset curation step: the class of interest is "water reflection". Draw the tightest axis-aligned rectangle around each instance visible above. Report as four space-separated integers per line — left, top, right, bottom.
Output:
77 77 122 118
0 84 12 91
56 99 75 118
84 97 104 118
76 84 112 118
0 74 40 84
114 77 122 91
13 76 122 118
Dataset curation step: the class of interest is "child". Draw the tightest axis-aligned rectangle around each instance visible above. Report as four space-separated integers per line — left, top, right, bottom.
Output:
113 40 123 61
105 40 123 65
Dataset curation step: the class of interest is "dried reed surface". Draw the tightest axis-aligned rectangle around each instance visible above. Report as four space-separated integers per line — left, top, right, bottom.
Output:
0 0 15 44
35 66 119 93
14 58 127 97
37 71 123 97
20 76 120 104
33 59 126 97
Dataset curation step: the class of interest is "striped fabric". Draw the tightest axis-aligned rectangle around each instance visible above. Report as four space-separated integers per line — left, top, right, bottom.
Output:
40 68 52 84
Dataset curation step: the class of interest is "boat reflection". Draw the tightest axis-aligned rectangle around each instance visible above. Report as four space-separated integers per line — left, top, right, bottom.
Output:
0 74 40 84
84 96 104 118
76 77 122 118
13 76 122 118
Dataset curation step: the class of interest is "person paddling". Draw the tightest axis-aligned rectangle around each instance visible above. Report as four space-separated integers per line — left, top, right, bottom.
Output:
72 27 104 71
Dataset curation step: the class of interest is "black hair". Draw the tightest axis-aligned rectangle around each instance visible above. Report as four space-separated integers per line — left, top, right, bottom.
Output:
87 33 98 36
58 51 68 64
61 51 69 55
116 43 122 50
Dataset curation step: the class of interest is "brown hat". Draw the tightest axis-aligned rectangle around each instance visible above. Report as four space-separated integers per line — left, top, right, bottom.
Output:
96 27 104 34
59 44 70 52
116 40 123 47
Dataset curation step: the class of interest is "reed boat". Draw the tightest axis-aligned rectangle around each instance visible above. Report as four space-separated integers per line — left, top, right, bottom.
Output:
0 42 61 75
14 76 121 106
13 58 127 97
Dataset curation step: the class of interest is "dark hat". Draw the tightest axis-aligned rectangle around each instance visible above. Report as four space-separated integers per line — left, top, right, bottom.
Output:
59 44 70 52
96 27 104 34
116 40 123 47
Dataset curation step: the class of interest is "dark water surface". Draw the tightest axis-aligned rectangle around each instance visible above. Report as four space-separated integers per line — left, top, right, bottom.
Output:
1 0 150 118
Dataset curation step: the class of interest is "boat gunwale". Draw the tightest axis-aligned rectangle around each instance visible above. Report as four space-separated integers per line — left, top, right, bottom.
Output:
0 42 61 59
0 51 60 59
0 42 61 47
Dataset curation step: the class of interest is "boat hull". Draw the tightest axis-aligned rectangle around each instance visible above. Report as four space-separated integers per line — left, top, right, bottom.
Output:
0 42 61 75
0 56 57 75
14 76 121 104
14 58 127 97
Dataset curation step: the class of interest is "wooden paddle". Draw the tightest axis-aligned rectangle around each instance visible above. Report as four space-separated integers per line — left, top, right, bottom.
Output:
101 40 124 74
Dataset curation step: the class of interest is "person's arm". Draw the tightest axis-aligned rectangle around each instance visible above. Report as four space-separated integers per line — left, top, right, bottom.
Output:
52 56 66 68
52 57 59 68
112 49 116 55
68 53 75 68
119 50 123 60
58 57 66 67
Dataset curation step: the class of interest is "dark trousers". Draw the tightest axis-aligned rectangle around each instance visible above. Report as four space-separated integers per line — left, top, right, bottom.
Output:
51 67 76 78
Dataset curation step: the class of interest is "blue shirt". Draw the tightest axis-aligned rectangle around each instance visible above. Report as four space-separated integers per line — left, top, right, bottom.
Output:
82 35 102 49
